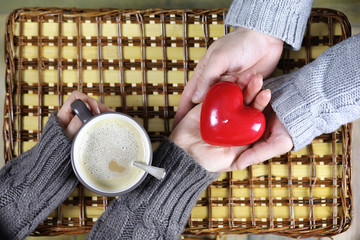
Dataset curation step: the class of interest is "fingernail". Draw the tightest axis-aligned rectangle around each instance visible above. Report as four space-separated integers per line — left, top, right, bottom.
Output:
192 90 201 102
227 76 238 82
252 75 260 84
255 74 263 84
262 89 271 97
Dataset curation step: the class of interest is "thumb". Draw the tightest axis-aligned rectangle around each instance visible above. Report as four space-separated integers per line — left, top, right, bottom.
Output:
192 51 227 103
173 53 209 127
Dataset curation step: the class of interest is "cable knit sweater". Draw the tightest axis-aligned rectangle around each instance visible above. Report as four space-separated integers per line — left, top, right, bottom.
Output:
225 0 313 50
264 34 360 151
0 115 219 240
226 0 360 150
0 115 78 239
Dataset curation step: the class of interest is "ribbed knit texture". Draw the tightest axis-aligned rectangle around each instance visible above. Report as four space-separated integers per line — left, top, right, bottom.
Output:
88 139 220 240
264 34 360 151
0 114 78 240
225 0 313 50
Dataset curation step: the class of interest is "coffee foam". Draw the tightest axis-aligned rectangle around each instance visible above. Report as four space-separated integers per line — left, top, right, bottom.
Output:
77 117 148 191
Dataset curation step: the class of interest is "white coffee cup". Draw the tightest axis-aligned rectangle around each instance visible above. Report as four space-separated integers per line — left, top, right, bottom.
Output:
71 99 152 196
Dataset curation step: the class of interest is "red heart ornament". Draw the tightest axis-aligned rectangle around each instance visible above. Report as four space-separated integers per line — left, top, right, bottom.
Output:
200 81 266 146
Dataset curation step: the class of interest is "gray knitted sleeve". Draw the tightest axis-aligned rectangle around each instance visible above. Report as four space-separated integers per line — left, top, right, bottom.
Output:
88 139 220 240
263 34 360 151
0 114 78 240
225 0 313 50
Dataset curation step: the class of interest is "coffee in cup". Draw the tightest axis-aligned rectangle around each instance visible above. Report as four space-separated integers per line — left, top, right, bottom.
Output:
71 99 152 196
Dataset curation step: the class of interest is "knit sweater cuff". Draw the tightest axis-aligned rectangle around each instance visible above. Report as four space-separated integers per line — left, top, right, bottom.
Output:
225 0 313 50
89 139 220 239
264 35 360 151
263 75 321 151
139 139 220 238
0 114 77 240
127 138 220 213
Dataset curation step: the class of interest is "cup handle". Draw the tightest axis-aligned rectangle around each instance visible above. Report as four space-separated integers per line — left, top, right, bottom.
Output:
71 99 94 124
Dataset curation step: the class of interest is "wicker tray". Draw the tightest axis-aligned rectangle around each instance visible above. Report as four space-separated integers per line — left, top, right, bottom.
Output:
3 7 352 238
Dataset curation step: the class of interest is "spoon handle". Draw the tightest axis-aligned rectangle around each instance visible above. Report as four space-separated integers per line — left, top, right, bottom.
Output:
133 161 166 180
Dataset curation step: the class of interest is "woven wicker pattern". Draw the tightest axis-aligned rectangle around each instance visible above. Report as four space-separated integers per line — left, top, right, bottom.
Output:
4 8 352 238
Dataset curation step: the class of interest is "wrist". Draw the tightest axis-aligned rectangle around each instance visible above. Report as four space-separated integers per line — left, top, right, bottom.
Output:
234 27 284 47
225 0 312 50
168 132 189 154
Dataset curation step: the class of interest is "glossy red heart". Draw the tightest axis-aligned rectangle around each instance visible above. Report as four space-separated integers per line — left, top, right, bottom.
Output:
200 81 266 146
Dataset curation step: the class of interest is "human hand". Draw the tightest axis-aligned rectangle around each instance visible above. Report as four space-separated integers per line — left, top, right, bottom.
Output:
57 91 114 139
232 107 293 170
170 75 271 172
173 27 283 127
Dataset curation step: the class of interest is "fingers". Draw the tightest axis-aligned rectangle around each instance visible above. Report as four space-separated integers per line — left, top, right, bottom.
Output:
98 102 115 113
234 135 293 170
241 74 271 112
64 116 83 139
173 52 211 128
57 91 114 129
60 92 115 139
57 92 79 128
173 78 197 128
192 50 227 103
234 69 258 90
86 97 114 115
243 74 263 105
251 89 271 112
175 74 270 128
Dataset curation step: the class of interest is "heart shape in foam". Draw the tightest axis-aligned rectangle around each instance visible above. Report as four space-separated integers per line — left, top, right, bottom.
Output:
200 81 266 146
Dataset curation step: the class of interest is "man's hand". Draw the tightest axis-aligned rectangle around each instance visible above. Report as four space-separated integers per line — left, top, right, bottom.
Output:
174 27 283 127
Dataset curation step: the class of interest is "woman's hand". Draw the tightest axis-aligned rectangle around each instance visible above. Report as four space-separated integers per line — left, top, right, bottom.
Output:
57 91 114 139
174 27 283 127
170 75 271 172
233 106 293 170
